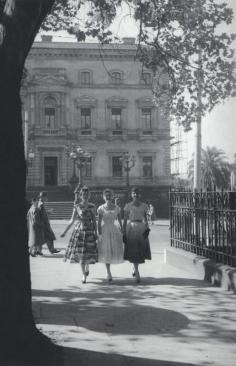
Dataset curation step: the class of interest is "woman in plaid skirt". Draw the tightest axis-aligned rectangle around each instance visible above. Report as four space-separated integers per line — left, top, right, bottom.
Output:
61 186 98 283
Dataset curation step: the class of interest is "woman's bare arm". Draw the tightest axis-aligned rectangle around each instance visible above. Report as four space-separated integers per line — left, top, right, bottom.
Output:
60 207 77 237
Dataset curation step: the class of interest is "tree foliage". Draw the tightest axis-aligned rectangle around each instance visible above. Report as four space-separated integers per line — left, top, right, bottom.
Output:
38 0 236 130
0 0 235 129
188 146 231 189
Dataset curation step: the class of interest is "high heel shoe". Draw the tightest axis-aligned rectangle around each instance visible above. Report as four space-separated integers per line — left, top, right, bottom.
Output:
107 274 112 283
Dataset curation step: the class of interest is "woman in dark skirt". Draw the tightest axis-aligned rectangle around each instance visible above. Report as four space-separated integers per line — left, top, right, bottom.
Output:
61 186 98 283
123 187 151 283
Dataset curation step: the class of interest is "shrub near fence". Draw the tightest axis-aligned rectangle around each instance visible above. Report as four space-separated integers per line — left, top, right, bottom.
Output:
169 187 236 267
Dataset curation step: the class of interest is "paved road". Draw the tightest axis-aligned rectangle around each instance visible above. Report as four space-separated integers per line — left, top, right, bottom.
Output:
30 222 236 366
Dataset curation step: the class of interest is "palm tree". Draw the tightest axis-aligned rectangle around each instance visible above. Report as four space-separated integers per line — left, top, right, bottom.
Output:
188 147 231 190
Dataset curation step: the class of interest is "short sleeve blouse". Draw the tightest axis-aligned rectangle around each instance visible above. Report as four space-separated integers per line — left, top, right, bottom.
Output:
97 204 120 216
124 202 148 221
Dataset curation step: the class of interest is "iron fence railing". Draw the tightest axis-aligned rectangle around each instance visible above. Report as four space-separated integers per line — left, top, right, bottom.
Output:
169 188 236 267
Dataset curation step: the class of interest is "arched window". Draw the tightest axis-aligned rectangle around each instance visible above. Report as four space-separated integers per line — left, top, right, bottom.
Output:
44 97 57 129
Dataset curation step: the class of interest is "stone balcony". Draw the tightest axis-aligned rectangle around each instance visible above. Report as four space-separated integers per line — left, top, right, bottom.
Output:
29 126 74 138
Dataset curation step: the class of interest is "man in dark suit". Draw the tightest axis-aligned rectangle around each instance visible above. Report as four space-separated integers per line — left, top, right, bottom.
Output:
38 191 60 254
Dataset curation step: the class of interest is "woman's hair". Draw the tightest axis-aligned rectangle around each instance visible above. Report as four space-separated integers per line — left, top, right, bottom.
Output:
31 197 38 204
131 186 141 194
103 188 113 197
79 185 89 196
115 197 121 204
38 191 47 199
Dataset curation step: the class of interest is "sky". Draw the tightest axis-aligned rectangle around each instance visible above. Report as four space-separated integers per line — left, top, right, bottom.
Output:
39 0 236 164
186 0 236 163
109 0 236 164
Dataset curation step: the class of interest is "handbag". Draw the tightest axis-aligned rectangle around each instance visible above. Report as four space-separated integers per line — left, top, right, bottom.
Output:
143 227 150 238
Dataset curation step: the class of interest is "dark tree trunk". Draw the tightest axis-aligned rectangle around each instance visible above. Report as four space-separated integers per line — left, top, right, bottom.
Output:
0 1 57 364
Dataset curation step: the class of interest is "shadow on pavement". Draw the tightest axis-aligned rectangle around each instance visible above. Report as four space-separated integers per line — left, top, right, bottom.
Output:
39 253 65 259
62 347 204 366
97 277 209 287
32 276 236 344
40 304 190 335
33 284 190 335
1 346 205 366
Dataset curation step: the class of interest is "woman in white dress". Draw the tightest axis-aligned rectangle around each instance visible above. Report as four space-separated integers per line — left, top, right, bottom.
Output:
97 189 124 282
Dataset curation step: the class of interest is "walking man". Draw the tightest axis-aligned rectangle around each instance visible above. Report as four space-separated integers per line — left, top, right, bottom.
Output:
27 197 43 257
38 191 60 254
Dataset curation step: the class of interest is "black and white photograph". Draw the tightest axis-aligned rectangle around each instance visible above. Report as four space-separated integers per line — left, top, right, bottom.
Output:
0 1 235 365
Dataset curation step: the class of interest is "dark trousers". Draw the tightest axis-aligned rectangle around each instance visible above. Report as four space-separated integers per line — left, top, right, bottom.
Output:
46 241 55 252
39 241 55 253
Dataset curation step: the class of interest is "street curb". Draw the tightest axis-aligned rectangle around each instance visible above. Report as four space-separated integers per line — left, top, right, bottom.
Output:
165 247 236 293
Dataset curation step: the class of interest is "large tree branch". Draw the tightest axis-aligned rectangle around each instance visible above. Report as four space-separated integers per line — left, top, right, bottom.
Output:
0 0 55 84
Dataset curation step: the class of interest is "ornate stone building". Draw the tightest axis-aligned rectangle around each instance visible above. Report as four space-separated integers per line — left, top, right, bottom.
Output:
22 36 170 216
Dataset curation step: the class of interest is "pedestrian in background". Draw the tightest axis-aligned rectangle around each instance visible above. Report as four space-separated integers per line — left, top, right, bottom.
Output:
73 184 80 206
27 197 43 257
97 189 124 283
123 187 151 283
115 197 124 221
61 186 98 284
38 191 60 255
148 203 156 225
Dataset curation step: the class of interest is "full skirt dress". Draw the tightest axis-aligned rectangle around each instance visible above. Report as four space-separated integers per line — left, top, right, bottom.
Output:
64 203 98 264
124 202 151 264
97 204 124 264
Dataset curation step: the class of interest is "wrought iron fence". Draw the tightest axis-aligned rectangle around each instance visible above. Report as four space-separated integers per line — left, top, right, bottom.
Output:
169 188 236 267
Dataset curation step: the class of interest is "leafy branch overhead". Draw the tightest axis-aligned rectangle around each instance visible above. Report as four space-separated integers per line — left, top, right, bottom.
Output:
1 0 235 130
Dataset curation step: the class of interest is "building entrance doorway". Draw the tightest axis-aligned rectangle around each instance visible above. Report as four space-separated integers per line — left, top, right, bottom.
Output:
44 157 58 186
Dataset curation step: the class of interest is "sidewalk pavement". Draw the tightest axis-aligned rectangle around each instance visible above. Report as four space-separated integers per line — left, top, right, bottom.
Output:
30 224 236 366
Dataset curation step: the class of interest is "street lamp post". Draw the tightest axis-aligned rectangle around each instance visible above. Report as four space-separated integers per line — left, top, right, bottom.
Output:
26 148 35 187
230 172 235 192
24 110 29 160
65 143 90 190
120 152 136 188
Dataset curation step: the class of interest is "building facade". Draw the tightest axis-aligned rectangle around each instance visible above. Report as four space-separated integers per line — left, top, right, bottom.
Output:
22 37 170 216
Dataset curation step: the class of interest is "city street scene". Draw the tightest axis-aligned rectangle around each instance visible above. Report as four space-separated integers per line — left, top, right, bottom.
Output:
0 0 236 366
30 221 236 366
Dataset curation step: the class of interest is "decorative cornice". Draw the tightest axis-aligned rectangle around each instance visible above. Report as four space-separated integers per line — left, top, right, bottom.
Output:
27 42 138 61
74 95 97 108
37 146 65 151
70 83 153 91
136 96 154 108
105 95 128 107
27 73 69 86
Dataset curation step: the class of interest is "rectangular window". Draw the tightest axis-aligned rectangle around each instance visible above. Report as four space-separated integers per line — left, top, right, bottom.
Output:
111 108 122 134
111 72 122 85
45 107 55 129
112 156 123 177
142 108 152 132
143 156 153 177
81 71 91 85
82 157 92 177
81 108 91 131
141 72 152 85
